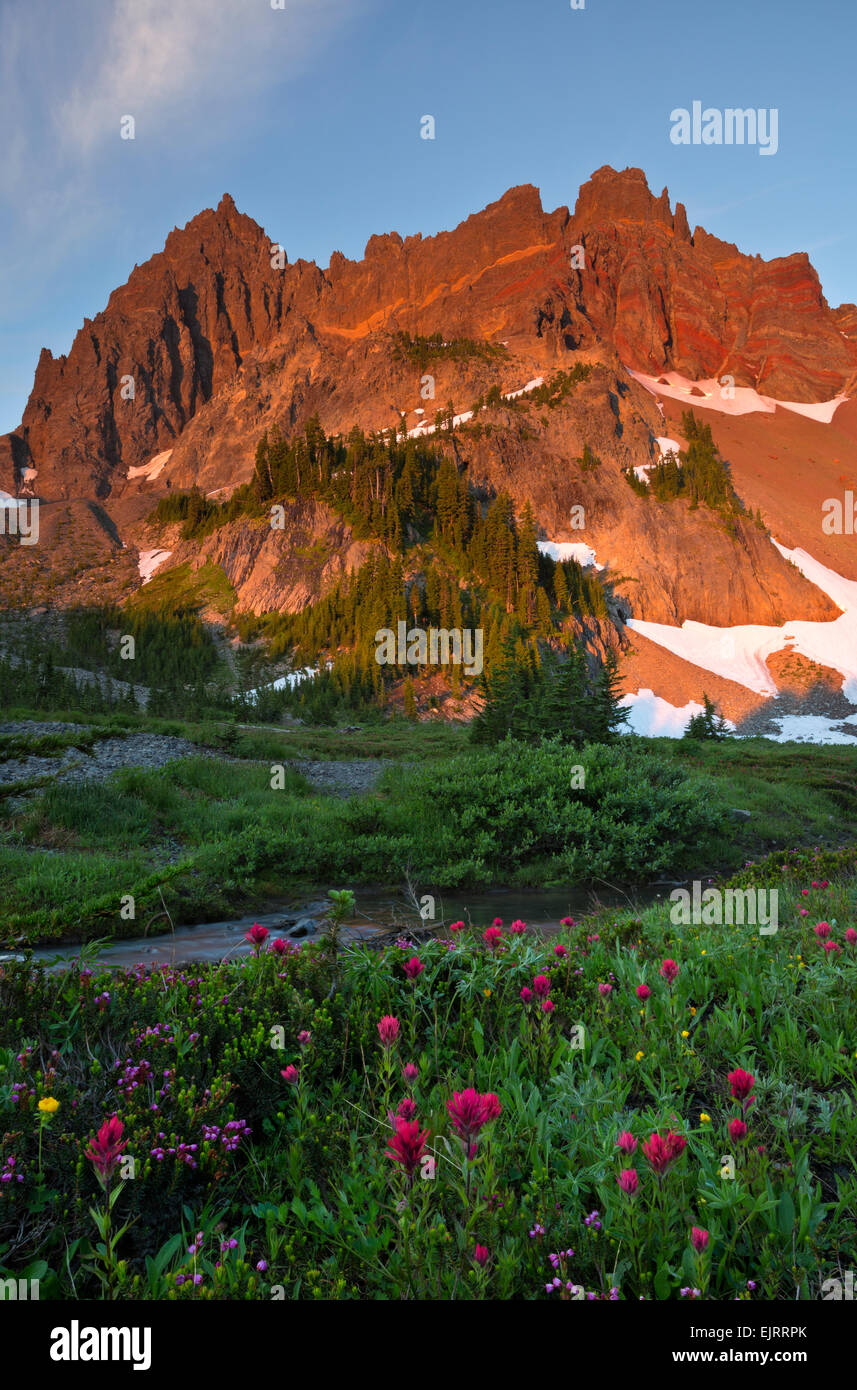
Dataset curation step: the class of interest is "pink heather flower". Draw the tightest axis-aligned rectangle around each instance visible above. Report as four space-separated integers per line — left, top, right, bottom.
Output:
402 1062 419 1084
598 983 612 998
446 1089 497 1145
280 1065 299 1085
691 1227 709 1253
533 974 551 998
84 1115 127 1184
397 1097 418 1121
617 1168 639 1195
386 1117 429 1179
510 919 527 935
473 1244 490 1267
541 999 556 1014
297 1030 311 1047
617 1131 638 1156
554 944 568 958
814 921 831 938
449 920 465 933
245 923 269 950
483 927 503 949
520 986 533 1003
560 916 575 927
378 1015 400 1048
402 956 424 979
660 958 679 985
729 1118 748 1141
636 983 651 1002
728 1069 755 1102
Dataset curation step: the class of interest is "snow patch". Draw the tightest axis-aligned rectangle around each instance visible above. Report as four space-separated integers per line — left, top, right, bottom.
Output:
619 689 721 738
138 549 172 583
627 541 857 703
241 668 318 703
128 450 173 481
761 713 857 745
626 368 847 423
406 377 545 440
537 540 604 571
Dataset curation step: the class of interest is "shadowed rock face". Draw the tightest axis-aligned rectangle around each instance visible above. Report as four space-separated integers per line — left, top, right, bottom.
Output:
1 167 854 631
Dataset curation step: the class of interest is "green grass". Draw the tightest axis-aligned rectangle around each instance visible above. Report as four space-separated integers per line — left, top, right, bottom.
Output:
2 720 856 945
126 560 237 617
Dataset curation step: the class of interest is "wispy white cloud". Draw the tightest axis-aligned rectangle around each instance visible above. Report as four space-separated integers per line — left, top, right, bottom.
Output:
57 0 343 155
0 0 359 426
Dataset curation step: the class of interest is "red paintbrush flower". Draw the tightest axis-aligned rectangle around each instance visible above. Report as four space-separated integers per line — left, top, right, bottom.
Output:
691 1227 709 1253
617 1168 639 1195
386 1116 429 1180
446 1088 497 1147
85 1115 127 1185
728 1068 755 1101
642 1130 686 1174
245 923 269 952
378 1015 400 1047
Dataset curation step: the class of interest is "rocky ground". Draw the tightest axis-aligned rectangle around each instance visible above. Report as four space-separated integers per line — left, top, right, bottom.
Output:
0 719 389 803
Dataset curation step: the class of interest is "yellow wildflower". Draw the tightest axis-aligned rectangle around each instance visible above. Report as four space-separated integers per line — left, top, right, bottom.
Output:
38 1097 59 1114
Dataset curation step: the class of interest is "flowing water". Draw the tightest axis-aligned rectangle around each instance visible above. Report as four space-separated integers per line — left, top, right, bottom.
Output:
17 880 688 973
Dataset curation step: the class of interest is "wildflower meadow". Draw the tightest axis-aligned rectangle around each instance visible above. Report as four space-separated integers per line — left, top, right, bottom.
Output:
2 847 855 1321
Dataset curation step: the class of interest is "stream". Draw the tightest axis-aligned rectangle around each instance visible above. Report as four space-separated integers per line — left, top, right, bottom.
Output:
13 881 693 973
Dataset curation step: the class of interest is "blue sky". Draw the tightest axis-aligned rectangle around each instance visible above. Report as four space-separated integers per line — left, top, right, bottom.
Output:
1 0 855 435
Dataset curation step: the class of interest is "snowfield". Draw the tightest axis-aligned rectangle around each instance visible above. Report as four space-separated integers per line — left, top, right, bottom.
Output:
626 368 847 423
627 542 857 702
621 542 857 740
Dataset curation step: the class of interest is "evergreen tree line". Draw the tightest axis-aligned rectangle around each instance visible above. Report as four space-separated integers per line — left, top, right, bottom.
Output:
471 640 628 747
623 411 754 519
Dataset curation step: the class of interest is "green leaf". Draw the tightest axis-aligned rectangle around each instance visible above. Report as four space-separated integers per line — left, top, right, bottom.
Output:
777 1191 796 1238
